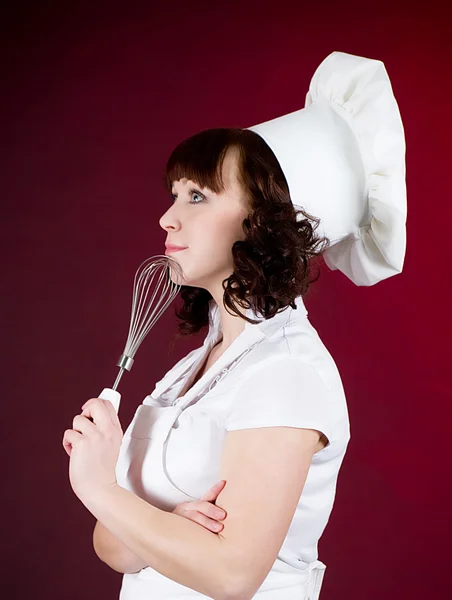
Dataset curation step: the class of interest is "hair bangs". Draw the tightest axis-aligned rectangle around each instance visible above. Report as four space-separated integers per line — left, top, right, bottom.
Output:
163 128 244 196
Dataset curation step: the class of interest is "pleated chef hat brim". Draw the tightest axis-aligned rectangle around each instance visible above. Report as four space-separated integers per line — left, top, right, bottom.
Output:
246 51 407 287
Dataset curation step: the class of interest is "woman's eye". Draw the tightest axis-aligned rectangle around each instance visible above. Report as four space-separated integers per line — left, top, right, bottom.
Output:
189 191 204 204
170 188 205 204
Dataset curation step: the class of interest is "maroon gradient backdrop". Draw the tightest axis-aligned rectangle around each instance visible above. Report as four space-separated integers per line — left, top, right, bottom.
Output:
2 1 451 598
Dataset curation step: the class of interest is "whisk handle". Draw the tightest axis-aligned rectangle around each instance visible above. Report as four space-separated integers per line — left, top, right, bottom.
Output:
99 388 121 414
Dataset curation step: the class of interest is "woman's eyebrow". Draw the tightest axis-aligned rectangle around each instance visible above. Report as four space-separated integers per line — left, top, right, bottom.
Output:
171 186 206 198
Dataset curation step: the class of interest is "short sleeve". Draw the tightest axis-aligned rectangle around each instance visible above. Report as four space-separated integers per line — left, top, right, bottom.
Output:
225 357 335 446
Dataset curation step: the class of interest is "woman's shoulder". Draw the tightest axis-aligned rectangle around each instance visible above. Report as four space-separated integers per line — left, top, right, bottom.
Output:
249 320 338 375
232 323 348 415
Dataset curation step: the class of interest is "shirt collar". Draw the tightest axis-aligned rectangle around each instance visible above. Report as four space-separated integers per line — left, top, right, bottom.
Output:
207 294 308 345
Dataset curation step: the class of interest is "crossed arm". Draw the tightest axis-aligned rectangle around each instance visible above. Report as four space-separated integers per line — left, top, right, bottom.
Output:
89 426 322 600
89 484 233 599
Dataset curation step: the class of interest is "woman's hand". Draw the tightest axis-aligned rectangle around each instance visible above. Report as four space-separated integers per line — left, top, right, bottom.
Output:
62 398 124 505
172 480 227 533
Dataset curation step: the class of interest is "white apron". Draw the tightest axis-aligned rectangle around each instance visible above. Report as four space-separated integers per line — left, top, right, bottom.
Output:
115 297 330 599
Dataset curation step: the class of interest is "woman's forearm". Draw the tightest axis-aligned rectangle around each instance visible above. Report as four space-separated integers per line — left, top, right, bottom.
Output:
93 519 148 574
84 484 233 600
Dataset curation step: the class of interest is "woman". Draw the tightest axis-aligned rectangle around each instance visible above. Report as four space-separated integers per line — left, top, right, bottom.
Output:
66 51 406 600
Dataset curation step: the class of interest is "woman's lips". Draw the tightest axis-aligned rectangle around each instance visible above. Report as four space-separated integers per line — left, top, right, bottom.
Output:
165 246 188 254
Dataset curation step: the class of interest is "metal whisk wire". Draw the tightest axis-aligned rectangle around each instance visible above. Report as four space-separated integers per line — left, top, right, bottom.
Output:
98 254 183 412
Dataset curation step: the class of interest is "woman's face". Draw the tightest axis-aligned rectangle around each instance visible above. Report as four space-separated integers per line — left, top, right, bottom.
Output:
159 148 250 291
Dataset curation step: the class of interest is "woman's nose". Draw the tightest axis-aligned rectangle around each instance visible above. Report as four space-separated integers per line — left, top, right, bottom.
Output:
159 207 181 232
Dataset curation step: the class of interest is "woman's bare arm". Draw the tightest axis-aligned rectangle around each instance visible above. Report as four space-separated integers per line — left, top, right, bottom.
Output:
92 481 226 575
93 520 148 574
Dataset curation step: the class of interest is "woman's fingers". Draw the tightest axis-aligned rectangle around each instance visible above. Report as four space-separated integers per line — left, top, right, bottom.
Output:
195 500 226 520
200 479 226 503
62 428 81 456
193 510 224 532
199 480 227 519
174 506 224 532
172 480 228 533
175 499 226 520
72 413 97 435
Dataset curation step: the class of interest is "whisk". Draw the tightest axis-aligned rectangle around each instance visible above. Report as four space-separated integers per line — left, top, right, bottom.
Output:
97 254 184 414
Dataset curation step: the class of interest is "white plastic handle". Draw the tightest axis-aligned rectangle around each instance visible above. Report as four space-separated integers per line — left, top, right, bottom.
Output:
98 388 121 414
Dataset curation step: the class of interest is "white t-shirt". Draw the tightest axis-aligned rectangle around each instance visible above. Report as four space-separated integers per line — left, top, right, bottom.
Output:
115 295 351 599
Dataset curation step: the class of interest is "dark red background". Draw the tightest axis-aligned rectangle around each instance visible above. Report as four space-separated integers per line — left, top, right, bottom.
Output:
2 1 451 598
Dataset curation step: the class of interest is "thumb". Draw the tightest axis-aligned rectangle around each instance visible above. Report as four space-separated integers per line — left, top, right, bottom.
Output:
101 398 123 431
200 480 226 502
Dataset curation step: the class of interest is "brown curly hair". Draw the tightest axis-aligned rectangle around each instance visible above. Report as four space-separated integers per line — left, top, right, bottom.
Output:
162 127 330 342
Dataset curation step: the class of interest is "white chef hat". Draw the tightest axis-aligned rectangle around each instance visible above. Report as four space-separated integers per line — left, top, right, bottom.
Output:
246 50 407 287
